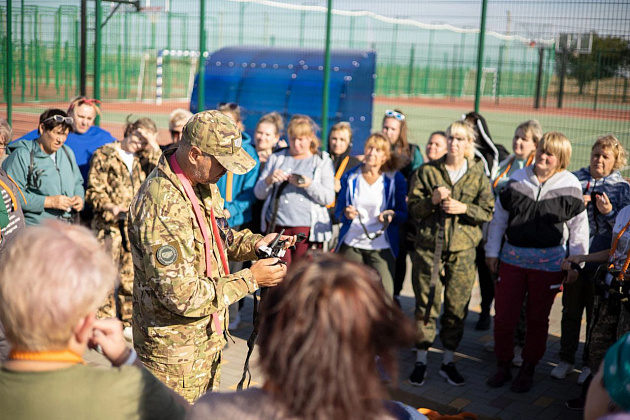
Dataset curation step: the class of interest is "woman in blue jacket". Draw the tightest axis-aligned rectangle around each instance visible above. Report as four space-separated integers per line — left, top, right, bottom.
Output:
335 132 407 297
3 109 84 225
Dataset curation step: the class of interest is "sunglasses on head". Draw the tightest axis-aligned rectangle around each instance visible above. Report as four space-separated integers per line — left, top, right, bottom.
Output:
218 102 239 111
384 110 405 121
43 115 74 125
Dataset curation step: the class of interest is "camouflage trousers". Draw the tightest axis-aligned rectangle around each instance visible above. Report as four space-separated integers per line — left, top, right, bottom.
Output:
586 295 630 372
95 228 134 326
141 352 222 404
412 247 476 351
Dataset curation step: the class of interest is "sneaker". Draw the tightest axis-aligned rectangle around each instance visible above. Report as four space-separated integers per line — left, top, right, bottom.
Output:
228 312 241 331
483 341 495 352
487 361 513 388
439 363 465 386
409 362 427 386
475 312 492 331
510 363 535 393
577 367 591 385
551 360 574 379
123 326 133 342
512 346 523 367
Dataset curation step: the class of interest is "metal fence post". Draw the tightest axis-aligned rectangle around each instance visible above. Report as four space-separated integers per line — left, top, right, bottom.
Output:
5 0 12 124
534 47 544 109
198 0 206 112
321 0 333 149
20 0 25 102
424 28 434 94
94 0 102 124
593 49 602 111
407 44 415 95
474 0 488 113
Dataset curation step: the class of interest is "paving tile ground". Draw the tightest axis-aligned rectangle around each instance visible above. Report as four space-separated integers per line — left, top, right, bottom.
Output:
85 259 588 420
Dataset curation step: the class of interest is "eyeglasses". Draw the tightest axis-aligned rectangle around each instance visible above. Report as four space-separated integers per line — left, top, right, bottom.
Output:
218 102 239 111
384 110 405 121
43 115 74 125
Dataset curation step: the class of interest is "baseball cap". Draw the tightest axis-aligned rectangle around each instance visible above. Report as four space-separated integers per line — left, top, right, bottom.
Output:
182 110 255 175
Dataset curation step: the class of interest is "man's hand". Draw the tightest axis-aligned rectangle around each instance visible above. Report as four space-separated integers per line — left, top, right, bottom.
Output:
432 186 451 205
89 318 130 367
441 196 467 215
485 257 499 275
344 205 358 220
255 233 298 251
250 258 287 287
44 195 73 211
71 195 84 212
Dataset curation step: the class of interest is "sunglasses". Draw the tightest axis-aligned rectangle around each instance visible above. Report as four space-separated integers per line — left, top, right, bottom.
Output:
385 110 405 121
43 115 74 125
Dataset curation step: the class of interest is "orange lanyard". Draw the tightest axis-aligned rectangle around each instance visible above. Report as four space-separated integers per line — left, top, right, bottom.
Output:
225 172 234 202
169 154 228 334
609 217 630 281
9 349 84 364
492 154 534 189
326 156 350 209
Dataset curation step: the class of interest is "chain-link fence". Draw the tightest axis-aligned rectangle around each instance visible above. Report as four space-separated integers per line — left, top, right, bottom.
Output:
1 0 629 172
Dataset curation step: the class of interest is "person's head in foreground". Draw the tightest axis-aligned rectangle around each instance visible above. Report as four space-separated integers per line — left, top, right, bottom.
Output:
0 221 116 357
67 96 102 134
0 118 12 161
259 253 415 419
0 221 187 418
175 110 256 186
585 333 630 420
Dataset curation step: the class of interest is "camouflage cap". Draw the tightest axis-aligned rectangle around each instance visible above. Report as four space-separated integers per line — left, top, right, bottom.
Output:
182 110 255 175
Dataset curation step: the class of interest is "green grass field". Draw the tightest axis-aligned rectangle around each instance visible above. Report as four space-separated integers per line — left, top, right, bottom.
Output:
372 102 630 176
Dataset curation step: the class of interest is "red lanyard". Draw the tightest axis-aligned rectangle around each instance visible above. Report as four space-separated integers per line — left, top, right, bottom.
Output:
609 218 630 281
169 154 229 334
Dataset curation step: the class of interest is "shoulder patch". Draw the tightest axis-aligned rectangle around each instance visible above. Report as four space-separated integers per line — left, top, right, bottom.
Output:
156 244 178 266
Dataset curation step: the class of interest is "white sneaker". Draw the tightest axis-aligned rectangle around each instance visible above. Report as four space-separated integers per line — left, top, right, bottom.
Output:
577 367 591 385
123 326 133 342
512 346 523 367
483 341 495 352
551 361 574 379
228 312 241 331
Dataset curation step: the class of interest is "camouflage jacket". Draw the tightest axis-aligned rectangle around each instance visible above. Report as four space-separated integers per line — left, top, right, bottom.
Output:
408 156 495 253
86 143 145 236
128 148 263 365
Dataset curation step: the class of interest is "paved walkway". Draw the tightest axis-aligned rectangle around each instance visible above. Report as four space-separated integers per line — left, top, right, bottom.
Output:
85 266 588 420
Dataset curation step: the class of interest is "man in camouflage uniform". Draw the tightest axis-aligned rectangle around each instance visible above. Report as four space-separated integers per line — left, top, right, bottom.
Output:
86 141 146 324
128 110 289 403
407 153 494 385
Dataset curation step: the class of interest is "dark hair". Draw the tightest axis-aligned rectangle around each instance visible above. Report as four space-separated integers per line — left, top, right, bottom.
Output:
258 252 415 420
428 130 447 140
123 115 157 139
382 108 411 158
38 109 73 135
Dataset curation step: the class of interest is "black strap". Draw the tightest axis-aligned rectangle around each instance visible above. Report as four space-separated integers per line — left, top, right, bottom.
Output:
266 181 289 234
237 287 268 390
425 208 445 325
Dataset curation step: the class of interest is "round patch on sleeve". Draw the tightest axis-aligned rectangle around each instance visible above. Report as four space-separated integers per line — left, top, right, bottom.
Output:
156 244 178 266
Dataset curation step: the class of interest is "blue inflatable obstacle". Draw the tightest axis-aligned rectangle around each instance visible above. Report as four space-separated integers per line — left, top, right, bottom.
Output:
190 46 376 154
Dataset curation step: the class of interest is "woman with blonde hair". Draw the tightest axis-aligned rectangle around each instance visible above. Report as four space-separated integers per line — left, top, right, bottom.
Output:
335 132 407 296
485 132 589 393
254 111 287 166
408 120 494 387
254 115 335 263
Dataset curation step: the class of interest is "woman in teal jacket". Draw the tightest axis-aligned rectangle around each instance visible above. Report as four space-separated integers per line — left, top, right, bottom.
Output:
3 109 84 225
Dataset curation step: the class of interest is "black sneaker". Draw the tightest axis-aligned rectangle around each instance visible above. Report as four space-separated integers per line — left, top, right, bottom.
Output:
475 312 492 330
439 363 465 386
409 362 427 386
